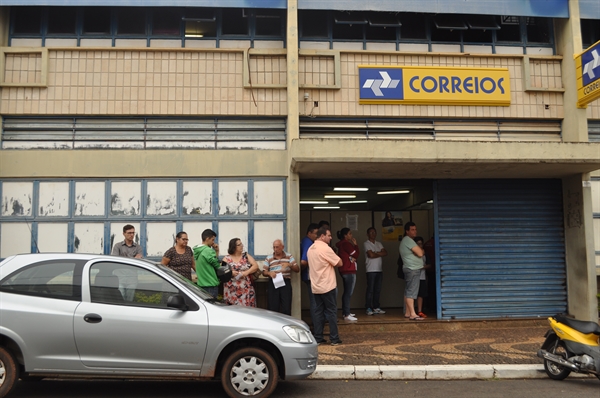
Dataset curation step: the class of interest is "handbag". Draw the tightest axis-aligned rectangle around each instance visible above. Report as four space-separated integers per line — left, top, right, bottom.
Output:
216 261 233 283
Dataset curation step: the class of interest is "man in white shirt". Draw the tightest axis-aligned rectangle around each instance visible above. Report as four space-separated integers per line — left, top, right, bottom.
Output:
363 227 388 316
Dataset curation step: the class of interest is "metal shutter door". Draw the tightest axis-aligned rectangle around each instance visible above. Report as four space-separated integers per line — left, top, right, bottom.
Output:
435 179 567 319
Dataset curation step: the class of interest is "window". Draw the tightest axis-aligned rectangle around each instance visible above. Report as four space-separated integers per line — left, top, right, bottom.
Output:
117 7 147 36
526 17 551 43
400 13 427 40
497 16 522 42
184 8 216 38
333 11 366 40
12 7 42 35
90 262 180 308
0 260 84 300
255 9 284 37
300 10 328 38
366 12 400 41
47 7 77 35
152 8 181 36
221 9 249 36
581 19 600 49
83 7 111 35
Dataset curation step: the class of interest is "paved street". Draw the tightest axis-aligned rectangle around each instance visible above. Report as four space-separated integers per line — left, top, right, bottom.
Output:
10 378 599 398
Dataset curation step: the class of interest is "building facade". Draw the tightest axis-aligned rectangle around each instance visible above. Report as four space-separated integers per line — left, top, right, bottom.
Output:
0 0 598 321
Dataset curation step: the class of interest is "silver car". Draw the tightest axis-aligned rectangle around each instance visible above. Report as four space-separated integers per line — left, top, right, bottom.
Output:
0 253 317 398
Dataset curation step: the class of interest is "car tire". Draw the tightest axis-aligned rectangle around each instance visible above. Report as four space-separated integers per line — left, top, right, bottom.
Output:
221 347 278 398
0 347 18 398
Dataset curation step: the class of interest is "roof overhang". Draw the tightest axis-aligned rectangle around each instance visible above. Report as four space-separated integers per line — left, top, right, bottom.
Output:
291 139 600 179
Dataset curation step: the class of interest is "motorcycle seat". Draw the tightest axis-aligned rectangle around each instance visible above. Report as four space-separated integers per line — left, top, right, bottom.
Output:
555 314 600 335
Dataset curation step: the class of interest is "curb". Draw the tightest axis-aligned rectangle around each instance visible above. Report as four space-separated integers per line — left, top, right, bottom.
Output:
308 364 596 380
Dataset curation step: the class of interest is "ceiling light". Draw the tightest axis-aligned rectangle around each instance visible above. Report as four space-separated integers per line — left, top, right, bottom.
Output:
427 200 434 204
339 200 368 204
314 206 340 209
299 201 328 204
324 194 356 199
377 190 410 195
333 187 369 191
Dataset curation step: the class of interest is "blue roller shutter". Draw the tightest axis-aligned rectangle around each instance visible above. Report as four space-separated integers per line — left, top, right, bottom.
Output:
435 179 567 320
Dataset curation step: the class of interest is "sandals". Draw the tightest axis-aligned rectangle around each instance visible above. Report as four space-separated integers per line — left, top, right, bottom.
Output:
409 316 425 321
417 312 428 318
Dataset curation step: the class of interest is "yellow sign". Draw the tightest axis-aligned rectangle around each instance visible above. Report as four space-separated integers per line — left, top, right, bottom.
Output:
575 39 600 108
359 66 511 106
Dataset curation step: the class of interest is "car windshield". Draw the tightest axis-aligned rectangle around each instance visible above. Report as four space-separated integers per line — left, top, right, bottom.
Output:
149 261 217 301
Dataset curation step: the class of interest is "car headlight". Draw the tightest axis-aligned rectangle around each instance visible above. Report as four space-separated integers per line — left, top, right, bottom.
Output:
283 325 314 344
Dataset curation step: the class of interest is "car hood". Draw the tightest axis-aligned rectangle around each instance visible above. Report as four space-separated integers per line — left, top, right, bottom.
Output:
208 302 310 331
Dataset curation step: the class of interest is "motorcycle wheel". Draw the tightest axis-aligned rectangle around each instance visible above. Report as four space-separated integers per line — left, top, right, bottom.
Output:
543 341 572 380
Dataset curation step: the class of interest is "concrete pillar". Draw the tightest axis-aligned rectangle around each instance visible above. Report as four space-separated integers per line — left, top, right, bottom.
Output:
554 0 588 142
0 7 8 148
286 0 302 319
562 173 598 321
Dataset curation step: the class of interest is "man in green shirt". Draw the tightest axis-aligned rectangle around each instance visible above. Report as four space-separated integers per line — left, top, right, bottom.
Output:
400 222 425 321
193 229 221 297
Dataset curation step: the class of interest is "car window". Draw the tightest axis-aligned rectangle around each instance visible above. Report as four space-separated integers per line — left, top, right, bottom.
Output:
90 262 180 309
0 260 84 301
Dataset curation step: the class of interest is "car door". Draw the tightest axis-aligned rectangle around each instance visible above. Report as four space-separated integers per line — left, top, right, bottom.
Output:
73 260 208 373
0 259 86 372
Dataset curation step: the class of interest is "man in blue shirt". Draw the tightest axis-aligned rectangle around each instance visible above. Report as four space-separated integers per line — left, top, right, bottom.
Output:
300 223 319 328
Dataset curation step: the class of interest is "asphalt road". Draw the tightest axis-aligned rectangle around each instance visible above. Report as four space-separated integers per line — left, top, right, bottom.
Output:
10 378 599 398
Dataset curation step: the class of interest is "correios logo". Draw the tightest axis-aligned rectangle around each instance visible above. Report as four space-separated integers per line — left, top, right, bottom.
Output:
358 65 511 106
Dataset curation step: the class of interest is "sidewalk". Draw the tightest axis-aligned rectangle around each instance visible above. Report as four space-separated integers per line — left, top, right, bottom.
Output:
304 308 598 381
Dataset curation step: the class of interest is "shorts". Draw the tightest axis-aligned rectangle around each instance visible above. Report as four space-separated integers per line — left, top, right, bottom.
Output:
403 268 421 299
418 279 428 298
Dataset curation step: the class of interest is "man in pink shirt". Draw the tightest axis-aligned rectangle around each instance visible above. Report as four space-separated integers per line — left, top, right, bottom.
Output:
307 226 343 345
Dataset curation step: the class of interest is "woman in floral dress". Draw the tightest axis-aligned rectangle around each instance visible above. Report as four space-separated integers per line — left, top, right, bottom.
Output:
222 238 259 307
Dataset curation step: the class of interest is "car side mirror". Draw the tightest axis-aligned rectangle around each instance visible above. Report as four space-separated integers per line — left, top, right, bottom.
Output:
167 294 189 311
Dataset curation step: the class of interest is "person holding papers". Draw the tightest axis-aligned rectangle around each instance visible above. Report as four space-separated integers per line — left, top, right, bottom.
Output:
263 239 299 315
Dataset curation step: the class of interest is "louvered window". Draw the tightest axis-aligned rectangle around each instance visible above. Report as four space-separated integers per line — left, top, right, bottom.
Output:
1 117 286 150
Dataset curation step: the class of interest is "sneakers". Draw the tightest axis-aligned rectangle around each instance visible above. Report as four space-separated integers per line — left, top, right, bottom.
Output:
330 340 342 346
316 339 326 345
373 308 386 314
343 314 358 322
366 308 374 316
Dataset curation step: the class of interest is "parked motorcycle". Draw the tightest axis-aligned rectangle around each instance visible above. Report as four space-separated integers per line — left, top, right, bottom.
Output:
537 313 600 380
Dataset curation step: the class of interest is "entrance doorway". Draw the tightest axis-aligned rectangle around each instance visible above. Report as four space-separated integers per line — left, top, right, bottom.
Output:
299 179 436 316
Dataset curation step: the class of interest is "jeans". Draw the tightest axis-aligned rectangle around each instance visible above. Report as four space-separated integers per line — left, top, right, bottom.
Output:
365 272 383 309
200 286 219 298
313 288 339 343
303 279 318 327
340 273 356 317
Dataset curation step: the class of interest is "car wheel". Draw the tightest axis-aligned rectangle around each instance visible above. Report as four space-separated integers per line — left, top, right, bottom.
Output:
543 341 572 380
221 347 278 398
0 347 18 398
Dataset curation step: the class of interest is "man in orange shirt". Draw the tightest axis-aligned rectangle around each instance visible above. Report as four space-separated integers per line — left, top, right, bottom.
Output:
307 226 343 345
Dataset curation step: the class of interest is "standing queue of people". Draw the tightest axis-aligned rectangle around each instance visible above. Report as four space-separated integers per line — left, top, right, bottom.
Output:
111 220 433 345
111 224 298 313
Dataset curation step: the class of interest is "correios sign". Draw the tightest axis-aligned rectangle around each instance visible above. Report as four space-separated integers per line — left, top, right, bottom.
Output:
359 65 511 106
575 40 600 108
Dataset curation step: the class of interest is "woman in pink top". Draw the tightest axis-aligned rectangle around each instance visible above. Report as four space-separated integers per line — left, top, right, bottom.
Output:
335 228 360 322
